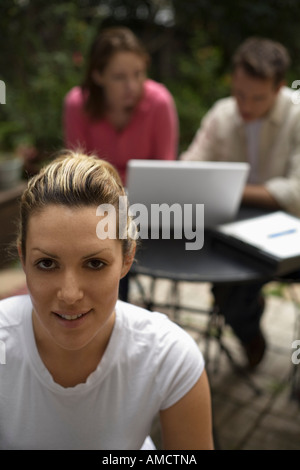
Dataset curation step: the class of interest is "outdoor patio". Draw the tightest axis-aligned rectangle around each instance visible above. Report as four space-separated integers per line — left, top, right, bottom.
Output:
128 274 300 450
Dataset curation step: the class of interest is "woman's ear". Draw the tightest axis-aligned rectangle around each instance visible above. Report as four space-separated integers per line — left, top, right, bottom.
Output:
17 244 25 271
120 244 136 279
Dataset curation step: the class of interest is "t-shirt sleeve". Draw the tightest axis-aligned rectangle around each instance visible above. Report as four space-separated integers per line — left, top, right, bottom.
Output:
154 315 205 410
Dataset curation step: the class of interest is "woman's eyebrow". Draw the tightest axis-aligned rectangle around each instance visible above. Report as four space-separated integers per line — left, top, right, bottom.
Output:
31 248 113 260
31 248 59 258
82 249 112 259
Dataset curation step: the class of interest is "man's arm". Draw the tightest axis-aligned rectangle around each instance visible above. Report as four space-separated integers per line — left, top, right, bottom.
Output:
242 184 281 210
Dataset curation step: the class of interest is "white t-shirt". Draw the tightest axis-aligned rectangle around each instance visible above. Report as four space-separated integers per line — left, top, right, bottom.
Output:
0 295 204 450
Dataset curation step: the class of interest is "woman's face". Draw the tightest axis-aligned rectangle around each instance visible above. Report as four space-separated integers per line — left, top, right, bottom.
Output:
21 204 133 353
93 51 147 111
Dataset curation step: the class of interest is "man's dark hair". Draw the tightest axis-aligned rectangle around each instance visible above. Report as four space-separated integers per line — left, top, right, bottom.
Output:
232 37 290 86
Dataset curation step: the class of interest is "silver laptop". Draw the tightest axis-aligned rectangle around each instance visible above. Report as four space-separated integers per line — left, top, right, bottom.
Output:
126 160 249 231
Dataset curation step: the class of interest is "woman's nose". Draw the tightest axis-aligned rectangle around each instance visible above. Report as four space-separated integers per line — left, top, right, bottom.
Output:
57 271 84 304
126 76 139 92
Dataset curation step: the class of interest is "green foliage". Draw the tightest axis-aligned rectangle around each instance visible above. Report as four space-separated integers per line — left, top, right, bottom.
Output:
166 33 230 153
2 0 300 162
172 0 300 72
0 1 99 158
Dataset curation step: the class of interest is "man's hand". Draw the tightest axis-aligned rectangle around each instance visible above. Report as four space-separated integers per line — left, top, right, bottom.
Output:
242 184 281 209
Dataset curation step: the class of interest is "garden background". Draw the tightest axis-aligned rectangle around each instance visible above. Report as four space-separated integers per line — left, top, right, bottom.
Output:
1 0 300 172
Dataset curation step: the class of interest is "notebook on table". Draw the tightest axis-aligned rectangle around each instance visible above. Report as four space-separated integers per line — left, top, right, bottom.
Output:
126 159 249 232
214 210 300 275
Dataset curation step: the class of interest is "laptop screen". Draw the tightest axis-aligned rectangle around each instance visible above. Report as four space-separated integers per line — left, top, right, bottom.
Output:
126 159 249 232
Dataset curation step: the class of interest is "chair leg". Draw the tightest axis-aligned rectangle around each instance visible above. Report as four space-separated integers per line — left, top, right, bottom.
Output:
204 305 262 395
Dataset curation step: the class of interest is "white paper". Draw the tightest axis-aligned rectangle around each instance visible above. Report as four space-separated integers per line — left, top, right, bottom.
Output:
217 211 300 259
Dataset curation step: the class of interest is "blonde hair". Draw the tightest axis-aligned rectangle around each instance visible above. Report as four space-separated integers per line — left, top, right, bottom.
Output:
18 150 135 258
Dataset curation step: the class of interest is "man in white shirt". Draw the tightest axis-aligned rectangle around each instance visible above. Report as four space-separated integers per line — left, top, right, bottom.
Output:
181 37 300 368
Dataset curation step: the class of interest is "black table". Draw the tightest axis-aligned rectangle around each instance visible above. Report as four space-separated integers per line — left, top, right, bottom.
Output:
130 206 275 285
129 206 300 399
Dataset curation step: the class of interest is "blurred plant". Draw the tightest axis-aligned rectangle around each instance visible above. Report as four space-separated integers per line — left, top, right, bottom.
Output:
169 0 300 153
2 0 300 164
0 1 100 172
172 0 300 74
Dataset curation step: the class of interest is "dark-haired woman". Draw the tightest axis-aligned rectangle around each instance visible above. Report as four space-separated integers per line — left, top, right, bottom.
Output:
63 26 178 184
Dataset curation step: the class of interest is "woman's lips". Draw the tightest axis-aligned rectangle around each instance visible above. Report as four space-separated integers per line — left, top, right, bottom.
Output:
52 309 92 322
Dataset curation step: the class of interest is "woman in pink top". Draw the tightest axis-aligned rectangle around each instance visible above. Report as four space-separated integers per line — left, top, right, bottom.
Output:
63 26 178 184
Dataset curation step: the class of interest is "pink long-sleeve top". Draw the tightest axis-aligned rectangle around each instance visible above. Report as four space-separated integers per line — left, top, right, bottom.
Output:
63 79 178 184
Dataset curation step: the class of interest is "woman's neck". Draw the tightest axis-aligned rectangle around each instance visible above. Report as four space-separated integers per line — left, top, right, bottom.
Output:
32 311 115 388
106 106 135 131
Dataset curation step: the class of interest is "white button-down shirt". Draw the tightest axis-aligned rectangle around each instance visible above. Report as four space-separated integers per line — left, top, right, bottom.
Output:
181 87 300 216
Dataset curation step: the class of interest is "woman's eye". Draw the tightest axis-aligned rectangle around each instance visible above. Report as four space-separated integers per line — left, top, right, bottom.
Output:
86 259 105 270
36 259 56 270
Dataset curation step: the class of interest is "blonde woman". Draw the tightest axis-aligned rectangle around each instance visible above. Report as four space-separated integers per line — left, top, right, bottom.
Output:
0 150 213 450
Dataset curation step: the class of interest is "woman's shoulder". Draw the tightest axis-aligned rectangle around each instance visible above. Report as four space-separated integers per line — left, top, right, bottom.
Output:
115 301 204 408
116 301 200 352
116 300 168 329
0 295 31 329
143 79 174 105
64 86 86 107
